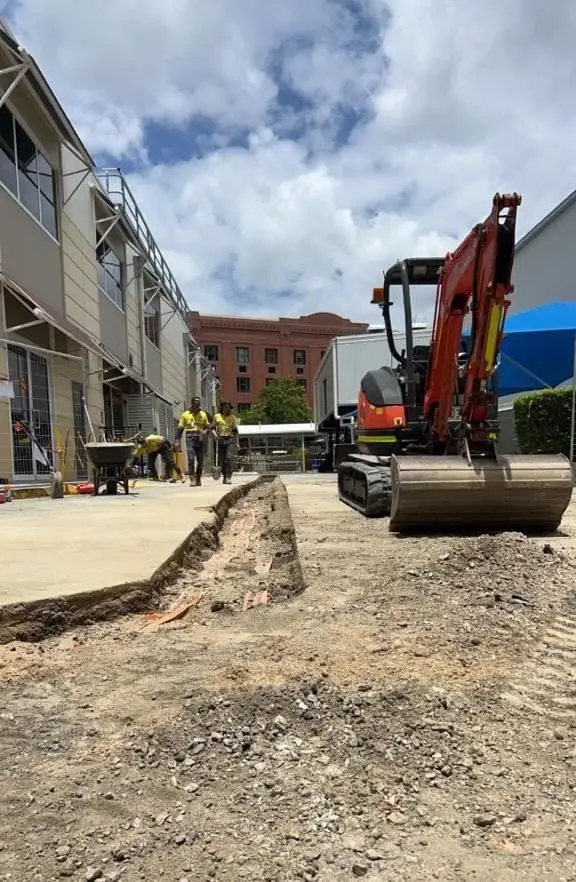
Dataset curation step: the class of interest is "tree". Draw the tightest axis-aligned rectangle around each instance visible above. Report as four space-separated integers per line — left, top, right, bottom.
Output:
239 377 313 424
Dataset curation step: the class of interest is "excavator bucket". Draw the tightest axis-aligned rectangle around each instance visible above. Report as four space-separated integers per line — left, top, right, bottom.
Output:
389 454 573 534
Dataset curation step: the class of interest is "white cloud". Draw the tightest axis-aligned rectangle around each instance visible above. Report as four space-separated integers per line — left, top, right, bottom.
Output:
5 0 576 324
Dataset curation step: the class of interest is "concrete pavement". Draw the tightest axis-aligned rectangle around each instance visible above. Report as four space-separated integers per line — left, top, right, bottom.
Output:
0 475 255 607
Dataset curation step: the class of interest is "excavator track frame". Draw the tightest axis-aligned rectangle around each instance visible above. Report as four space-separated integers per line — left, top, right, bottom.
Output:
337 458 392 518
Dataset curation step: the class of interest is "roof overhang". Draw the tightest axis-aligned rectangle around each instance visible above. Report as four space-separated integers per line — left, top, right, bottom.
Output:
0 22 94 168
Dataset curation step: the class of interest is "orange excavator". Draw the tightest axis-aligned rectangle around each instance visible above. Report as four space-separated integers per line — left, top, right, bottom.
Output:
338 193 573 533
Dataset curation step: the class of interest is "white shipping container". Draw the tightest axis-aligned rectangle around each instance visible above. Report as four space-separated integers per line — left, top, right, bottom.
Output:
313 327 432 428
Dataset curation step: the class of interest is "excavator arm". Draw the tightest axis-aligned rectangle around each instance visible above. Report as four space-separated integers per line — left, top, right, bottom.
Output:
424 193 520 452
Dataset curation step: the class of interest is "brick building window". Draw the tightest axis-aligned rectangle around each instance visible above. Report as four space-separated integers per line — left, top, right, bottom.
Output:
293 349 306 366
204 344 219 361
265 348 278 364
297 379 307 390
237 402 251 413
237 377 251 393
236 346 249 365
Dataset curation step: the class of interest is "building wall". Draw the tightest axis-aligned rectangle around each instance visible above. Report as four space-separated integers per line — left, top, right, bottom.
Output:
189 311 368 410
60 144 100 340
125 250 142 374
0 44 64 316
161 299 189 412
146 339 162 392
98 289 129 363
0 287 11 480
0 29 195 480
512 197 576 316
59 144 104 433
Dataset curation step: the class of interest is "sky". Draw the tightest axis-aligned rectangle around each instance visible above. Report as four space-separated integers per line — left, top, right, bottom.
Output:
2 0 576 325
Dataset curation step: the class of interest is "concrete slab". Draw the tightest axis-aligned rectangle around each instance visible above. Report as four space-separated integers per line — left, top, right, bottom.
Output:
0 475 255 607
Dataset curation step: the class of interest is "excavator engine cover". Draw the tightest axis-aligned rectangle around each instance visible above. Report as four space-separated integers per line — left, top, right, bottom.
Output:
389 453 573 534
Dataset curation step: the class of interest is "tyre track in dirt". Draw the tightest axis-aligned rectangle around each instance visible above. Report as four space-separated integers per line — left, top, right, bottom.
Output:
502 602 576 722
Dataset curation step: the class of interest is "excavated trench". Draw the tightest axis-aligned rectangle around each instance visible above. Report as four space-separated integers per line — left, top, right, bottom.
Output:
0 477 305 645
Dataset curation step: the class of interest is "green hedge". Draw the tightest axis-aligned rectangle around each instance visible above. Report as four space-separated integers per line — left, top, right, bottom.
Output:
513 388 574 457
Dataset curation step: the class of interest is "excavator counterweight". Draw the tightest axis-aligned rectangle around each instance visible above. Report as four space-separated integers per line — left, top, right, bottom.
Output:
338 194 573 534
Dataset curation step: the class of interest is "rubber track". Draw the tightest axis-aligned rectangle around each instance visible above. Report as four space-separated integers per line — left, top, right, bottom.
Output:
501 599 576 722
337 461 392 518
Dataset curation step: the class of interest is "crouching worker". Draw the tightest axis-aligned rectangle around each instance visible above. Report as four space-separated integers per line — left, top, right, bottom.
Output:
212 400 238 485
175 397 210 486
132 432 185 483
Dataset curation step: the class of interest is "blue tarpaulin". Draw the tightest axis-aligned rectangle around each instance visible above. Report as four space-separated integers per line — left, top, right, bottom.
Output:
464 301 576 397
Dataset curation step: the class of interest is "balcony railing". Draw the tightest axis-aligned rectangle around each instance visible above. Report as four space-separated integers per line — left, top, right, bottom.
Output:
96 168 189 322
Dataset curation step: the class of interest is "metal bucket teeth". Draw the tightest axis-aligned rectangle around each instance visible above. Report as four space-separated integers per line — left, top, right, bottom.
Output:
389 454 573 535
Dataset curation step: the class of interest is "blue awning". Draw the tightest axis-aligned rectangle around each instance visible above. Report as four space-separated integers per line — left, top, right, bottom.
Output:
463 301 576 396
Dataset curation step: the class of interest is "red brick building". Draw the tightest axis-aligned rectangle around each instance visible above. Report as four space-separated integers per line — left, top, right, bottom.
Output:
189 311 369 413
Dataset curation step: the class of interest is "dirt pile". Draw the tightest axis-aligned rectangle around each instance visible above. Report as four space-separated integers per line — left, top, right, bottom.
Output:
359 532 573 673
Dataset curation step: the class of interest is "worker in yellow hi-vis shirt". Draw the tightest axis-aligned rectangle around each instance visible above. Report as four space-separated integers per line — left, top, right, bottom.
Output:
132 432 185 483
175 397 211 486
211 400 238 485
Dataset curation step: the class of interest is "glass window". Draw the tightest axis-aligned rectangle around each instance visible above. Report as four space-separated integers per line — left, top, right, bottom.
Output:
236 346 249 365
237 377 251 393
96 238 125 310
145 313 160 347
204 345 219 361
0 105 17 194
0 105 58 237
15 120 40 220
294 349 306 366
265 348 278 364
38 152 58 238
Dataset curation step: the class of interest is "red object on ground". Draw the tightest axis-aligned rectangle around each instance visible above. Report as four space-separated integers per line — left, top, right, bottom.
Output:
76 483 94 494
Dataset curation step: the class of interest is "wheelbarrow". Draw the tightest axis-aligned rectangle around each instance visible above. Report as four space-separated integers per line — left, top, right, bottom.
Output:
84 442 135 496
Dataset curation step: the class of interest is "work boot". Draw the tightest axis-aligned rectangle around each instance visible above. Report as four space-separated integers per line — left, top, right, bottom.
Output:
195 475 202 486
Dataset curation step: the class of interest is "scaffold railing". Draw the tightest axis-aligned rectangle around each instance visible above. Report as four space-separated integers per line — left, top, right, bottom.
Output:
96 168 189 322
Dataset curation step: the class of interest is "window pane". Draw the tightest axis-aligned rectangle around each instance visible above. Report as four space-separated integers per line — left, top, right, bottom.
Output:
97 261 107 292
40 193 57 238
15 120 40 219
0 105 16 194
37 153 58 237
37 152 55 202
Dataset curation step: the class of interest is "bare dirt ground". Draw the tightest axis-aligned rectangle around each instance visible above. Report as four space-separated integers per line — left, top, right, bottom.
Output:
1 477 576 882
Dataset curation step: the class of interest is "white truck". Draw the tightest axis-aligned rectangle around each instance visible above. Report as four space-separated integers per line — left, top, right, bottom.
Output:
313 324 431 467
